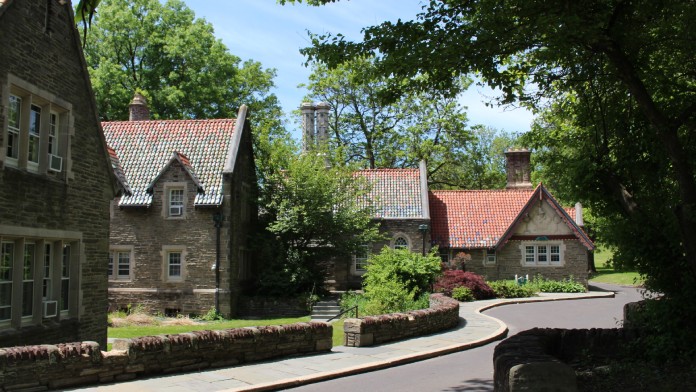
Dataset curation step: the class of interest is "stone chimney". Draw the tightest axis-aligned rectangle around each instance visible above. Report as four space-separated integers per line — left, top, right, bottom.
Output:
129 93 150 121
315 102 330 149
300 102 315 152
504 148 533 189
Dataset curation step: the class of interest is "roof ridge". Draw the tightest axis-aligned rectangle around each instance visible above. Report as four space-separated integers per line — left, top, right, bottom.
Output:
102 118 236 124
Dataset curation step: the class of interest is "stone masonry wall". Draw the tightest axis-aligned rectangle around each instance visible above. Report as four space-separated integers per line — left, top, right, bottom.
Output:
0 0 114 347
458 240 589 285
109 161 226 317
0 322 332 391
343 293 459 347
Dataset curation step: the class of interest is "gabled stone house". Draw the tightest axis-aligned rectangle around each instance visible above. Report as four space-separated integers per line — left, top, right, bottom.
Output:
429 149 594 284
0 0 119 347
102 97 257 317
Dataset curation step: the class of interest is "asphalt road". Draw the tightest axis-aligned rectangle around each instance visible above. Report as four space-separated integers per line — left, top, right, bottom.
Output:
286 283 643 392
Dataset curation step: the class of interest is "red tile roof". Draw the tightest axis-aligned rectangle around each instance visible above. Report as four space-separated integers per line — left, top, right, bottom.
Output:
430 184 593 250
354 168 425 219
106 146 132 196
430 188 535 248
102 119 237 207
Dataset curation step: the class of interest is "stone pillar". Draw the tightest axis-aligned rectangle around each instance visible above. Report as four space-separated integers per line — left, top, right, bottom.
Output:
315 102 330 148
504 148 533 189
300 102 316 152
128 93 150 121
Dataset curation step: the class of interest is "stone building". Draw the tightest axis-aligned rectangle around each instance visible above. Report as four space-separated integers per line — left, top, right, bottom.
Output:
102 96 257 317
0 0 119 347
429 149 594 284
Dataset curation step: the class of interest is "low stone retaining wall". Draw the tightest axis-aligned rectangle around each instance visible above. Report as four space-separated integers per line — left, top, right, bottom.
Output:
493 327 628 392
0 322 332 391
343 293 460 347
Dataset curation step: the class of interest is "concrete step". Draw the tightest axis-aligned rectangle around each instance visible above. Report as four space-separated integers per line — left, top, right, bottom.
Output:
311 297 341 321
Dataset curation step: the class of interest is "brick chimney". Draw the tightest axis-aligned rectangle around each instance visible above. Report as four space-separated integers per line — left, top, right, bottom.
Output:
300 102 315 153
129 93 150 121
504 148 533 189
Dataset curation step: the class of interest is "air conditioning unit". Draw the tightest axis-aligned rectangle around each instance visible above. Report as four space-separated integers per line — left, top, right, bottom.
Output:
43 300 58 318
48 154 62 172
169 205 183 216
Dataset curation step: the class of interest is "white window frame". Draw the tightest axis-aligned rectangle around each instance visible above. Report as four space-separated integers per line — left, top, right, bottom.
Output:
0 234 80 330
352 244 370 275
2 76 72 178
162 183 187 219
391 234 411 250
520 241 565 266
108 246 134 282
484 249 496 266
162 246 186 282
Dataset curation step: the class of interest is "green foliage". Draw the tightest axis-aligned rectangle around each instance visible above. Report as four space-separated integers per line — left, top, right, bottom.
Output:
528 275 586 293
451 286 474 302
339 291 367 314
358 247 441 315
197 308 224 322
254 153 381 295
488 280 537 298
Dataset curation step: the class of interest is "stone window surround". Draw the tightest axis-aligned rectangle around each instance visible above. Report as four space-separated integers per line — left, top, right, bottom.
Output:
1 74 73 179
162 182 187 219
108 245 134 282
390 233 411 250
519 241 566 266
161 245 187 282
0 224 81 331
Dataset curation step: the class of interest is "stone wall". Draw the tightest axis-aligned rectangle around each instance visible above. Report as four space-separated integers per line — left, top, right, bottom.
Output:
0 322 332 391
493 327 629 392
0 0 114 347
454 240 589 285
343 293 459 347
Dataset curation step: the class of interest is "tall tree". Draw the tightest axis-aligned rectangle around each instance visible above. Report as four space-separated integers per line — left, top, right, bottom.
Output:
82 0 279 123
304 58 479 189
284 0 696 309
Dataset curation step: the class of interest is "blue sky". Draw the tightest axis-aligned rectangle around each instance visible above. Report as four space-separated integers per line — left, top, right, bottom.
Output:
183 0 535 136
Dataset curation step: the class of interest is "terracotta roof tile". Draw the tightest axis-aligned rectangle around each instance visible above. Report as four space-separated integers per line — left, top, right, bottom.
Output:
355 168 424 218
102 119 236 207
430 188 534 248
106 146 132 196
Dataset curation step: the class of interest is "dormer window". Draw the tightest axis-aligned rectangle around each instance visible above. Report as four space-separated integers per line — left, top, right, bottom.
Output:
169 188 184 217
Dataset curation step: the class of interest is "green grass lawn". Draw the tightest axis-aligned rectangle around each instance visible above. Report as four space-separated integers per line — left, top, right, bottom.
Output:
108 316 311 339
589 248 644 286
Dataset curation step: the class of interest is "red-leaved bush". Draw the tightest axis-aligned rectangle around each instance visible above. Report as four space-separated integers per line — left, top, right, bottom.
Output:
434 270 496 300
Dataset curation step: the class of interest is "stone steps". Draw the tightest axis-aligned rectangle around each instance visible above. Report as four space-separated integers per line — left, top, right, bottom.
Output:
311 298 341 322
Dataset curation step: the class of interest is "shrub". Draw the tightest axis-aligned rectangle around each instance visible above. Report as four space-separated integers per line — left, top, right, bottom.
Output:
359 247 441 315
489 280 537 298
340 291 368 316
451 286 475 302
529 275 586 293
434 270 496 300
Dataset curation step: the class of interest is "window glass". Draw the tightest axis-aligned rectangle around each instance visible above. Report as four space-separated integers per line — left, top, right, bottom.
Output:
117 252 130 278
48 112 58 155
28 105 41 164
61 245 70 311
22 244 35 317
394 237 408 250
169 189 184 216
355 245 369 271
168 252 182 277
7 95 21 159
537 245 548 263
525 246 535 263
0 242 14 321
43 243 52 299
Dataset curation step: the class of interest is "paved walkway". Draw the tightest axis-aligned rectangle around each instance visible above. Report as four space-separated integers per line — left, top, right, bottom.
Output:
79 290 614 392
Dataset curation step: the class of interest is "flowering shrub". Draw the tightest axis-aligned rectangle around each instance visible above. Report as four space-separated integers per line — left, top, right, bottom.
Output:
434 270 496 300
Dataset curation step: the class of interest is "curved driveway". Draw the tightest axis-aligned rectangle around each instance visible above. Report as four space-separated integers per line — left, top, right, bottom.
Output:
288 283 643 392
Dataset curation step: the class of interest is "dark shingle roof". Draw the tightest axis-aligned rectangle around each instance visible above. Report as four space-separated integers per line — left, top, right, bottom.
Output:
102 119 237 207
355 168 425 219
